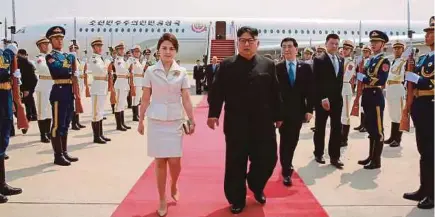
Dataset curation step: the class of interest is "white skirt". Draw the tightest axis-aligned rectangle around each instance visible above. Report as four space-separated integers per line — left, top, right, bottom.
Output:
147 118 184 158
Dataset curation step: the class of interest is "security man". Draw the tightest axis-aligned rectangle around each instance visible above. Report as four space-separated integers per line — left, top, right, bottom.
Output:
45 26 79 166
403 16 434 209
128 45 146 121
87 37 110 144
354 45 372 132
340 40 356 147
113 41 131 131
69 43 86 130
356 30 390 169
384 40 406 147
0 41 23 203
34 36 53 143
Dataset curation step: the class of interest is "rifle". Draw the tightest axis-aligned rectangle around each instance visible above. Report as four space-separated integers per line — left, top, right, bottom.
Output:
11 54 29 130
71 39 84 113
128 62 136 97
108 61 117 105
350 55 365 116
83 63 91 97
399 47 416 132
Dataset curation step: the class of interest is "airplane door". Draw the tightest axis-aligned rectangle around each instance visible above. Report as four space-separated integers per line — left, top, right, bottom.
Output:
215 21 226 40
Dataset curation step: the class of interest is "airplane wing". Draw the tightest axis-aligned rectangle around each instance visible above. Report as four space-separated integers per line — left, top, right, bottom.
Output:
258 34 426 52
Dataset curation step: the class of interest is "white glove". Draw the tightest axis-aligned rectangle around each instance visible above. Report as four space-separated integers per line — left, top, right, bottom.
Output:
356 73 366 82
6 44 18 55
13 69 21 78
405 72 421 84
74 71 80 77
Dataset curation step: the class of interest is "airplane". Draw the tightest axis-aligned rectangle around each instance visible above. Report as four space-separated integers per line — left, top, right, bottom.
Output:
11 17 427 66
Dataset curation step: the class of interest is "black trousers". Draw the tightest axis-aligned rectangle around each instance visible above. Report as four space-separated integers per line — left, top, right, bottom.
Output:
361 88 385 141
23 90 37 120
195 79 202 94
224 129 277 206
411 96 434 199
279 119 303 177
313 100 342 159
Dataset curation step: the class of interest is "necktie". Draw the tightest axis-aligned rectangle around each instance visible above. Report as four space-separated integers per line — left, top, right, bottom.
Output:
288 62 295 86
331 55 338 75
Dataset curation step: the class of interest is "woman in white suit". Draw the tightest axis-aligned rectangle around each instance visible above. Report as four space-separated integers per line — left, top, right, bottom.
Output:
137 33 195 217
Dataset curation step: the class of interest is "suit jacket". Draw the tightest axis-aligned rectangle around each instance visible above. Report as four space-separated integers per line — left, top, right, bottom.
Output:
18 56 37 92
276 60 314 122
313 52 344 105
193 65 204 80
208 54 282 137
205 63 219 84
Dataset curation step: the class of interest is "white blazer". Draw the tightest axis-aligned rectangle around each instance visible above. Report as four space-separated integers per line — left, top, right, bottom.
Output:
143 60 190 121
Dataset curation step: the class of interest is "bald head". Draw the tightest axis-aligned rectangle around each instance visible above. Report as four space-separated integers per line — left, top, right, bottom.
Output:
212 56 218 64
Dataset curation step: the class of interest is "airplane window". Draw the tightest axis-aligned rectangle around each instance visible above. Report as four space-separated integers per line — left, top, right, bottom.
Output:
145 28 148 32
181 29 184 33
396 31 399 35
151 28 154 32
115 28 118 32
337 30 340 34
301 30 304 34
313 30 316 34
79 28 83 32
97 28 100 32
133 28 136 32
307 30 310 34
365 31 368 35
344 30 347 35
331 30 335 34
357 31 359 35
169 29 172 33
127 28 131 32
121 28 124 32
103 28 106 32
295 30 298 34
85 28 88 32
91 28 94 32
282 29 285 34
163 28 166 32
258 29 262 34
325 30 328 34
351 31 354 35
277 29 280 34
157 28 160 33
319 30 322 34
402 32 405 35
109 28 112 32
288 30 291 34
139 28 142 32
270 29 273 33
176 29 179 33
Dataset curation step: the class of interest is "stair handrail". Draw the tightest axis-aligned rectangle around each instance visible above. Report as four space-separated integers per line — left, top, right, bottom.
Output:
232 22 238 55
206 21 214 65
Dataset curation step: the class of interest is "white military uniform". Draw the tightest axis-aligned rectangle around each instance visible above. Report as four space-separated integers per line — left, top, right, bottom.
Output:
129 57 145 106
76 58 85 99
114 56 129 112
34 53 53 120
386 57 406 123
341 57 356 125
88 53 109 122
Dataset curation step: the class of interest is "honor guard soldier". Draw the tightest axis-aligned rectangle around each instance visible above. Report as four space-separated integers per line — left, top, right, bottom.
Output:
340 40 356 147
45 26 79 166
315 45 326 57
87 37 111 144
0 42 23 203
69 43 86 130
356 30 390 169
354 45 372 132
403 16 434 209
129 45 146 121
384 40 406 147
34 36 53 143
303 47 314 65
113 41 131 131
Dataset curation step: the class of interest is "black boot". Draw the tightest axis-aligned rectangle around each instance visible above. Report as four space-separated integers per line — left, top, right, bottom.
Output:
132 106 139 121
10 122 15 137
61 135 78 162
38 120 50 143
358 139 374 165
99 120 111 142
45 119 52 141
51 136 70 166
92 122 106 144
364 139 383 169
127 93 132 109
390 123 401 147
71 112 80 130
341 124 350 147
384 122 396 144
76 114 86 128
121 111 131 129
111 104 115 114
0 157 22 199
115 112 127 131
4 154 9 160
354 113 364 130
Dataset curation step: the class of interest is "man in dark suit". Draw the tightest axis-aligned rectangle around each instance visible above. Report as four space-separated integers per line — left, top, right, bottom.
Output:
276 37 313 186
205 56 219 91
207 26 282 214
193 59 204 94
313 34 345 169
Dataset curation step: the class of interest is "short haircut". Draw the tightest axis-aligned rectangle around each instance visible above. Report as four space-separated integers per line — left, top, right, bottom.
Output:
280 37 298 48
326 34 340 42
157 33 179 52
237 26 258 38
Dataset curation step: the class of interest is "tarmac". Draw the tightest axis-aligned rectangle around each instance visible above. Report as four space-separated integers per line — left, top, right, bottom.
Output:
0 84 434 217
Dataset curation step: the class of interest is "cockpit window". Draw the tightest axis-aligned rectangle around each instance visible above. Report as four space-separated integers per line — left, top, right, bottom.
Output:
16 27 26 34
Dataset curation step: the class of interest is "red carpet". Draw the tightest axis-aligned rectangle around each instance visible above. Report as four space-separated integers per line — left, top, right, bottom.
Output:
111 96 329 217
